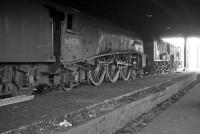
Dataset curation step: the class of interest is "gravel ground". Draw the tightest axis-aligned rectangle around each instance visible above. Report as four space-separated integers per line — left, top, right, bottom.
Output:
0 72 190 133
114 73 200 134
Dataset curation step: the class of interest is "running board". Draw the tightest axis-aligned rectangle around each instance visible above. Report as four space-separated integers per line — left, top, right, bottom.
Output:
0 95 34 107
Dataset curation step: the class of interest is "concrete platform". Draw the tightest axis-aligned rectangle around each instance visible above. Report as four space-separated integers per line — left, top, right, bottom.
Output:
139 77 200 134
0 72 195 133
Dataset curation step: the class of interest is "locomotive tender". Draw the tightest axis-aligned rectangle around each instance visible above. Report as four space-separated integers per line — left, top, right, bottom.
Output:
0 0 146 97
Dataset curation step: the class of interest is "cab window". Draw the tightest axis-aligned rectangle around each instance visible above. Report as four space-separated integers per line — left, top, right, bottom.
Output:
66 13 81 33
67 14 74 30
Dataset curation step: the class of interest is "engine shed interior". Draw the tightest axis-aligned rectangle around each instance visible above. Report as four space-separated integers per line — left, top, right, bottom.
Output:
1 1 200 134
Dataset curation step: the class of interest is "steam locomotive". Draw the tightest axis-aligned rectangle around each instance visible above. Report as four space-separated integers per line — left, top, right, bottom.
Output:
144 39 182 75
0 0 180 98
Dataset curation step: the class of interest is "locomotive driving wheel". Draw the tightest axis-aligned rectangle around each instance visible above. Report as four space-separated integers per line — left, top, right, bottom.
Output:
88 64 106 86
120 65 131 81
107 62 120 83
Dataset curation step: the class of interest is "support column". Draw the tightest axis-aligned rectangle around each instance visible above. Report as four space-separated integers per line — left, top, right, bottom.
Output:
197 46 199 68
184 36 187 70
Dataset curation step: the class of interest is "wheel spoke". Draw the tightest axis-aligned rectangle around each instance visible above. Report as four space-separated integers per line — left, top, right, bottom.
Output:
120 66 131 81
131 69 136 79
107 63 120 83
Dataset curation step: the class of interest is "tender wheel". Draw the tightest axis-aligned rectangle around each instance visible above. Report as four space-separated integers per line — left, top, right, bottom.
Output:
59 83 73 91
88 64 106 86
107 63 120 83
120 66 131 81
131 68 136 79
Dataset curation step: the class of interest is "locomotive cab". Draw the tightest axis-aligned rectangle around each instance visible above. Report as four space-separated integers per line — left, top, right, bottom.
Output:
61 9 83 63
44 6 83 63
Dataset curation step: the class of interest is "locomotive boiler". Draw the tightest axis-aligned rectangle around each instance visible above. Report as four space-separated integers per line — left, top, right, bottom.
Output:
0 0 146 97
